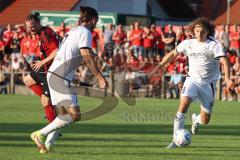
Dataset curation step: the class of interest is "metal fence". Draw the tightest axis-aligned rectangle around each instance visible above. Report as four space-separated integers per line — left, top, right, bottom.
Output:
0 71 226 100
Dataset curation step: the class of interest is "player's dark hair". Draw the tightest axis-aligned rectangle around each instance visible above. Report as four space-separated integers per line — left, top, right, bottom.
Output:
79 6 98 24
188 17 215 37
25 12 40 24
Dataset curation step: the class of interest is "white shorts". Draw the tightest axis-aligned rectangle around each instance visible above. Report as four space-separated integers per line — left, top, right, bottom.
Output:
47 71 79 108
181 77 216 114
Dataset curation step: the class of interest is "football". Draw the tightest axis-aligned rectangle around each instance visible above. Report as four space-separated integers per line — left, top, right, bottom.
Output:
174 129 192 147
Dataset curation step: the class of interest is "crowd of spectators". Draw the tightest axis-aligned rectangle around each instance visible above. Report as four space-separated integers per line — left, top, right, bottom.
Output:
0 21 239 101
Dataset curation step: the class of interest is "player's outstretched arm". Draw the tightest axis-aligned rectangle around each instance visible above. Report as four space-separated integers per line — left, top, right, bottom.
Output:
220 56 234 89
148 49 178 77
80 48 107 89
32 49 58 71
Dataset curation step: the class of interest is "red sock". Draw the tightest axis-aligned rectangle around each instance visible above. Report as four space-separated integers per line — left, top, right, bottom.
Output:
29 84 43 97
44 104 56 122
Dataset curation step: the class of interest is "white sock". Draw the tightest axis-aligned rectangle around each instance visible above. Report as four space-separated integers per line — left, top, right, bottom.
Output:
45 129 61 148
173 112 185 139
39 114 73 136
195 114 202 124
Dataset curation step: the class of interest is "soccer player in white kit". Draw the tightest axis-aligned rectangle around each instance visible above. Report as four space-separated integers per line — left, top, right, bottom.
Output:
30 6 107 153
149 17 234 148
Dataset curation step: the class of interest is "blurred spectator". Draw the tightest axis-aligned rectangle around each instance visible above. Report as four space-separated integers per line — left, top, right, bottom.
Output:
221 25 230 53
0 37 4 62
167 68 183 99
233 57 240 76
20 32 30 62
0 65 7 94
127 52 139 71
184 27 192 39
101 23 114 58
125 67 141 96
112 24 127 55
100 58 111 78
114 50 127 70
175 53 188 74
11 56 22 72
3 24 14 59
142 26 154 58
215 24 224 41
127 24 134 45
56 22 69 38
163 24 176 54
0 26 4 38
175 26 186 45
92 29 99 55
129 22 143 57
229 25 240 57
151 24 164 57
11 31 21 57
104 23 114 45
228 50 237 67
28 34 38 62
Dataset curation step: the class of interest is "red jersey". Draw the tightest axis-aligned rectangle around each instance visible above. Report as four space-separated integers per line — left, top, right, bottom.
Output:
230 32 240 49
0 40 4 50
20 36 30 56
39 27 60 70
112 31 126 45
129 29 143 46
92 30 99 49
127 56 139 70
3 30 14 47
142 32 154 48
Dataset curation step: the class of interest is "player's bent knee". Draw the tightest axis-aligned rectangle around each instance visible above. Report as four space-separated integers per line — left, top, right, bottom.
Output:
23 76 30 86
23 74 35 86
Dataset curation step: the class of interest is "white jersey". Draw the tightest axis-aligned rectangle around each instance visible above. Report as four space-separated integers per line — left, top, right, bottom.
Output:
176 37 225 85
47 26 92 107
49 26 92 81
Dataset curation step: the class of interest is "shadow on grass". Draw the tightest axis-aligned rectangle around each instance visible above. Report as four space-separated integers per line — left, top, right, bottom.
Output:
0 123 240 136
1 143 240 153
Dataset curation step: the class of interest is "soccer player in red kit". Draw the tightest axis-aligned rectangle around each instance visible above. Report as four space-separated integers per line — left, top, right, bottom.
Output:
23 12 61 149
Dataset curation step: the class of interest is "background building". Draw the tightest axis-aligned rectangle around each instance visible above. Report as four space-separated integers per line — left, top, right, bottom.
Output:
0 0 239 27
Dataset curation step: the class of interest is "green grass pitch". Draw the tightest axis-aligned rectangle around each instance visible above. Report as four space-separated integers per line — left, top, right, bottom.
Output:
0 95 239 160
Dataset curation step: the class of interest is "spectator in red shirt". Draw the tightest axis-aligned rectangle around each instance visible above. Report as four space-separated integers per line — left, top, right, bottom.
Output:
11 31 21 58
127 53 139 70
112 24 127 55
56 22 69 38
184 27 193 39
175 52 187 74
92 29 99 55
229 25 240 57
0 37 4 62
3 24 14 59
150 24 164 58
228 50 237 67
20 32 30 61
142 26 154 59
28 34 39 62
129 22 143 57
127 24 134 46
175 26 186 45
